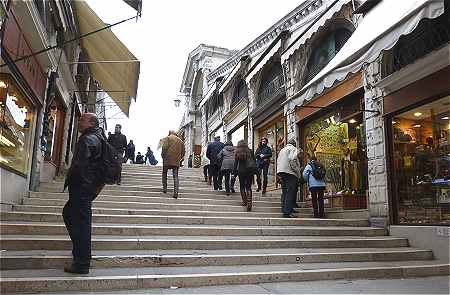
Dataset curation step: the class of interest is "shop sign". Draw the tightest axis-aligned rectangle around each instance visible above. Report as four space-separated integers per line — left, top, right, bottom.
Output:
2 9 46 104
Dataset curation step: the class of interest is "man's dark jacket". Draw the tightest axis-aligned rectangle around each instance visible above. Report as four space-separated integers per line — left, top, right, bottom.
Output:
206 141 225 166
65 127 105 192
255 144 273 168
108 133 127 155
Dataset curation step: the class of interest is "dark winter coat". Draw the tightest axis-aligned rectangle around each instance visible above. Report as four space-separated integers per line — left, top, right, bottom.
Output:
217 145 235 171
108 133 127 155
126 143 135 157
255 144 272 168
206 141 225 166
65 127 105 192
233 148 257 176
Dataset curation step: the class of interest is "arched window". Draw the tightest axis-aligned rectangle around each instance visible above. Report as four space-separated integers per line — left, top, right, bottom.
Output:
257 62 284 106
305 28 352 82
231 79 248 107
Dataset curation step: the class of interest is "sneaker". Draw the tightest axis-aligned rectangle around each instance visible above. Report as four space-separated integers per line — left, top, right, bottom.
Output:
256 188 261 192
283 213 296 218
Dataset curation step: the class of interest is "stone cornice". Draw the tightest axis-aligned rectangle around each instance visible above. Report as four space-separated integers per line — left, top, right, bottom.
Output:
207 0 324 83
180 44 237 93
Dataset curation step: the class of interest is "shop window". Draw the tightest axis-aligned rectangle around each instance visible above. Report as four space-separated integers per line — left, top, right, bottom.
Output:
231 79 247 107
305 28 352 83
0 76 34 175
302 97 368 210
391 96 450 225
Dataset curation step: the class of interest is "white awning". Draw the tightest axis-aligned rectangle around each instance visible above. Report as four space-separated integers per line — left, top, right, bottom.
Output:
282 0 351 63
74 1 140 117
245 39 282 84
292 0 445 106
218 60 243 94
199 84 217 108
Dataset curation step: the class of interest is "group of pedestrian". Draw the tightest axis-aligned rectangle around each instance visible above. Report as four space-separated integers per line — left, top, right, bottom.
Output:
62 113 327 275
203 136 272 211
123 139 158 166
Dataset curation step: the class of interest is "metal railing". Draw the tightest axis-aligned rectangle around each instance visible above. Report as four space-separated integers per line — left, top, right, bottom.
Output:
257 75 285 106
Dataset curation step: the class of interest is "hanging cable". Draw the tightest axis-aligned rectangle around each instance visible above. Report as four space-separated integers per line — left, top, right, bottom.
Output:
0 14 138 68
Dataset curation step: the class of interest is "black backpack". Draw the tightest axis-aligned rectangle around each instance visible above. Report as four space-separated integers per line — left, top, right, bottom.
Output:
97 135 121 185
311 161 326 180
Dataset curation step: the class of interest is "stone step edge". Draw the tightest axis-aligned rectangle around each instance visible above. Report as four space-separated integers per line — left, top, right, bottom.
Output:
1 264 448 293
1 212 368 223
0 249 434 270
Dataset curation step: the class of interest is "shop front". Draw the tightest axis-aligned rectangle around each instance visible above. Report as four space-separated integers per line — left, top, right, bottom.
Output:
384 67 450 225
296 74 368 210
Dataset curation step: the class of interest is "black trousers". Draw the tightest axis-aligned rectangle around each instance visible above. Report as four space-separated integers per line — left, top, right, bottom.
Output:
221 169 235 193
256 165 269 191
238 173 252 193
63 184 103 267
116 153 124 183
310 187 325 218
210 164 222 190
279 173 298 215
203 164 209 180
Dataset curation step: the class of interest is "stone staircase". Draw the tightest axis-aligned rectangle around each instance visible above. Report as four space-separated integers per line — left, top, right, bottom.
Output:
1 164 448 293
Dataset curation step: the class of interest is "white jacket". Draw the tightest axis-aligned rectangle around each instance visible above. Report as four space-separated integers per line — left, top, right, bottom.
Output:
276 144 302 178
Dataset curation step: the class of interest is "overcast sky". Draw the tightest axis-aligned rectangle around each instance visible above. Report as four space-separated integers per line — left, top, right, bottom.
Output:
86 0 303 162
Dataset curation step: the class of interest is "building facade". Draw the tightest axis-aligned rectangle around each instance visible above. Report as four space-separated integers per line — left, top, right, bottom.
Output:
1 0 140 210
177 0 449 237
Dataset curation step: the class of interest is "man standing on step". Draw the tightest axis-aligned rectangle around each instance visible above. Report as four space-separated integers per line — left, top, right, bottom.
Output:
276 138 303 218
161 130 185 198
107 124 127 185
206 136 225 190
63 113 105 274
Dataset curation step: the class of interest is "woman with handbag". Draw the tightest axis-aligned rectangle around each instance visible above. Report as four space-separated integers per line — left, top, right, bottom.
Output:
233 140 257 211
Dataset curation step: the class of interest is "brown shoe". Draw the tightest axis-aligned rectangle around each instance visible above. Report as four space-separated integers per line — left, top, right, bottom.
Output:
240 191 247 206
246 190 252 212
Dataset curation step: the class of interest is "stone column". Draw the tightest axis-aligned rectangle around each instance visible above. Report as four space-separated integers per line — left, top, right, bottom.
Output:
363 57 390 228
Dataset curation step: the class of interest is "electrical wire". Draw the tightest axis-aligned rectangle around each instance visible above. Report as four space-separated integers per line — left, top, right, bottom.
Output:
0 14 138 68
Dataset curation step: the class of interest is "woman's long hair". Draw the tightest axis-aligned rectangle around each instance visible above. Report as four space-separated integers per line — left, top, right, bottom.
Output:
235 140 251 160
257 137 268 150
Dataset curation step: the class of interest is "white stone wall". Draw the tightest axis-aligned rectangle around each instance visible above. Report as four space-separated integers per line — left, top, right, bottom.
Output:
363 57 389 227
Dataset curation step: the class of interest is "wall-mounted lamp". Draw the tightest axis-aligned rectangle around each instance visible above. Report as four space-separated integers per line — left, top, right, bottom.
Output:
174 98 181 107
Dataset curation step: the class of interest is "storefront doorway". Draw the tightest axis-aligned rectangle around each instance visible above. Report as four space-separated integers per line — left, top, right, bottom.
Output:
256 116 286 190
228 123 248 146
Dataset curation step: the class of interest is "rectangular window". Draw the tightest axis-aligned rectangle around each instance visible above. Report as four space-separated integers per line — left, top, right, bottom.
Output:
0 75 34 175
391 96 450 225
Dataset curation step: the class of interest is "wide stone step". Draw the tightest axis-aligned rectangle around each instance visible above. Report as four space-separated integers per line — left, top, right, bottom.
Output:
0 235 410 250
22 197 283 213
0 248 433 270
0 222 386 236
12 204 307 219
37 184 283 198
1 261 448 293
28 192 281 207
1 212 369 227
